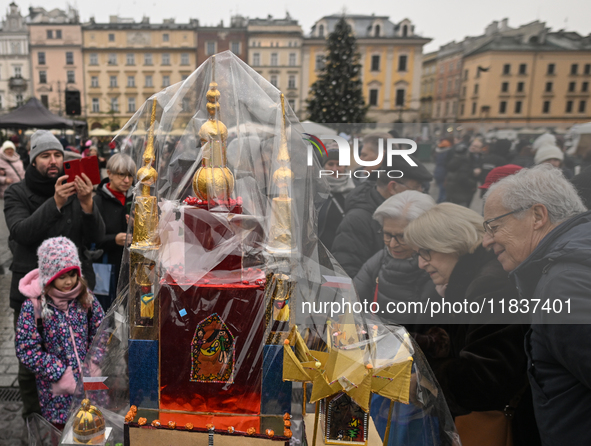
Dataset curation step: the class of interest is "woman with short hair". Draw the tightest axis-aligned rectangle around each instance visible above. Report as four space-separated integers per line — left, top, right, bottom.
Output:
354 191 440 332
404 203 539 446
93 153 136 310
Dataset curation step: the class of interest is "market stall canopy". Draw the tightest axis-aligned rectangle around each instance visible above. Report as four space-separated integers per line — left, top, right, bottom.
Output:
0 97 86 129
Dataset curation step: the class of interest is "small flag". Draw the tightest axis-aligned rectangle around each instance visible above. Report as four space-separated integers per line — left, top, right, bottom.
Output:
83 376 109 391
321 276 353 289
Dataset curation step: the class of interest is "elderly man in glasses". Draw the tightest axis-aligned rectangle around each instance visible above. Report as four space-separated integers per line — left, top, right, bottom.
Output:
482 163 591 446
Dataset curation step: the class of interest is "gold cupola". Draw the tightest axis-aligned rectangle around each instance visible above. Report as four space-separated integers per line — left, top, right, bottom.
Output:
72 399 106 444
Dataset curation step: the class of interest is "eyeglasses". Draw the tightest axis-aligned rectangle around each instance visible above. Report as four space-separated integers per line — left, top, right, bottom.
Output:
483 206 531 237
417 248 431 262
113 172 134 180
380 230 406 245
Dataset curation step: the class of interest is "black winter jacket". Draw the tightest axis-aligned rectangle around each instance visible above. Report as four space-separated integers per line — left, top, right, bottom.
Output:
331 181 384 278
512 211 591 446
445 146 481 205
4 178 105 310
93 178 133 277
354 248 437 327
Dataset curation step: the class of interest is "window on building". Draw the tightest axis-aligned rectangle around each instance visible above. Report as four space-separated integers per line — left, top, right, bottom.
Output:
38 52 46 65
585 64 591 75
464 69 468 80
111 97 119 112
569 81 576 92
128 97 136 113
444 102 449 115
91 76 98 87
231 41 240 55
398 55 407 72
288 99 295 110
474 84 479 95
318 24 324 37
271 53 278 66
66 52 73 65
163 75 170 87
288 75 296 89
566 100 573 113
436 103 441 117
145 75 153 87
542 101 550 113
46 30 53 39
126 53 135 65
127 76 135 87
289 53 296 66
545 82 553 93
89 53 98 65
460 103 465 115
503 64 511 75
206 41 216 55
547 63 555 75
144 53 152 65
39 71 47 84
56 30 62 39
371 55 380 71
181 74 189 81
41 95 49 108
580 100 587 113
501 82 509 92
92 98 100 112
515 101 522 114
108 33 115 42
109 76 117 87
369 89 379 106
268 75 277 87
447 79 452 91
315 54 325 71
67 71 75 83
16 94 23 107
162 53 170 65
472 101 477 115
516 82 524 93
395 89 405 107
462 86 466 97
108 53 117 65
519 64 527 75
571 64 578 75
253 53 260 66
499 101 507 114
14 66 21 77
163 33 169 42
582 82 589 93
181 53 189 65
375 24 381 37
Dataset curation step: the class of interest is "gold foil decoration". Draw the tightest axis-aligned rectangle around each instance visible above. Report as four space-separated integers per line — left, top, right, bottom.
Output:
267 94 294 252
130 99 161 326
72 399 106 444
193 55 235 201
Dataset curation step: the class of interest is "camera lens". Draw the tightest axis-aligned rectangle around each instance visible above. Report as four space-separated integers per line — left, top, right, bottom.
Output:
65 163 70 168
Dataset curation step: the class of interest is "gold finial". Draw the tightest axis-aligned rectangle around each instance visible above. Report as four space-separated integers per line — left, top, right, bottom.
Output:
137 99 158 197
193 55 235 201
272 94 294 199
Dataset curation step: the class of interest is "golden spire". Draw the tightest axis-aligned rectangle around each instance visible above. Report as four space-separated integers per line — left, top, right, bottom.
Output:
193 55 235 201
272 94 294 199
137 99 158 197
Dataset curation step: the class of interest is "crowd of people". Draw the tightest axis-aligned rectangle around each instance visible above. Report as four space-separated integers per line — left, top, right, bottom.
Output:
3 127 591 446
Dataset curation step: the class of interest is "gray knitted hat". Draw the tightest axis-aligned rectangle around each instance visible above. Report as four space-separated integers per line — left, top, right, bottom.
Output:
30 130 64 162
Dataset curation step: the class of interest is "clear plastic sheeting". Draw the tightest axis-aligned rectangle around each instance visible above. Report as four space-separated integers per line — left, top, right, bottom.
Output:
59 51 459 446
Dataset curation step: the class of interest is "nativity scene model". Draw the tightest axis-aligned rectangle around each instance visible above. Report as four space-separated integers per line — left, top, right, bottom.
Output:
58 52 457 446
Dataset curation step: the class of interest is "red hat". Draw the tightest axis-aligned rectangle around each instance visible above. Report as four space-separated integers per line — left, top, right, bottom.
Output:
479 164 524 190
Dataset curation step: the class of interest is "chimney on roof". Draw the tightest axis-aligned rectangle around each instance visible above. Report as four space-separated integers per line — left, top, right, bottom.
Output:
141 16 149 24
109 15 118 23
485 20 499 36
500 18 509 31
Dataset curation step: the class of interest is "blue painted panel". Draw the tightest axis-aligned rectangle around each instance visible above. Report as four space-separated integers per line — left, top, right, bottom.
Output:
129 339 159 409
261 344 292 415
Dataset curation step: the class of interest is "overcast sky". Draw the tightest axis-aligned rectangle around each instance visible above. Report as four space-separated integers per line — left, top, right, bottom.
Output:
11 0 591 52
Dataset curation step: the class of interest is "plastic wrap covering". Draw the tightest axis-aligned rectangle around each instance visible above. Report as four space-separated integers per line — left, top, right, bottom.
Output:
59 51 459 446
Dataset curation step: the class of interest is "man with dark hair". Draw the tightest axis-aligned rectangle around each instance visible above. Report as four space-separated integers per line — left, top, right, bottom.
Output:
4 129 105 420
332 155 432 277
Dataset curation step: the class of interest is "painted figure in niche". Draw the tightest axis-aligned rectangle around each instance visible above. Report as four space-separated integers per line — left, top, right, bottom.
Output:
324 393 367 444
190 313 235 383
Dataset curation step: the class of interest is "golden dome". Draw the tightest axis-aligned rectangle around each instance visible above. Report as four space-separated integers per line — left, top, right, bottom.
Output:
137 165 158 186
193 166 235 201
198 120 228 143
73 399 106 444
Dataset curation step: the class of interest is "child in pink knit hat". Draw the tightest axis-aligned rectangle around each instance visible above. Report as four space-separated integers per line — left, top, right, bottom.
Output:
15 236 104 428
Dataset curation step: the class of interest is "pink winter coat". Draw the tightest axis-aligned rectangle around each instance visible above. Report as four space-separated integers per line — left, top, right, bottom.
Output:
0 152 25 198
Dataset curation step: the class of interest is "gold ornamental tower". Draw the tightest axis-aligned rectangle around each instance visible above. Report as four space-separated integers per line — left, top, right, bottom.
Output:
192 56 235 202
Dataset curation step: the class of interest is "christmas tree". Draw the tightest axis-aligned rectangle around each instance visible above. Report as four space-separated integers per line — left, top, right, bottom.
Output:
307 17 367 124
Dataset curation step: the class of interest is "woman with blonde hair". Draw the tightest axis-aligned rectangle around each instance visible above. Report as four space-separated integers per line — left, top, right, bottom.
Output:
404 203 539 446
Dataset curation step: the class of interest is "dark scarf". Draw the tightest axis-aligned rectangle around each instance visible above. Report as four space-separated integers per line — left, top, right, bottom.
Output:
24 163 60 198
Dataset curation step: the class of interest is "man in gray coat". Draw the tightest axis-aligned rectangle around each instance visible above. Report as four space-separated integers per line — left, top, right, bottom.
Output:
483 164 590 446
4 130 105 420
